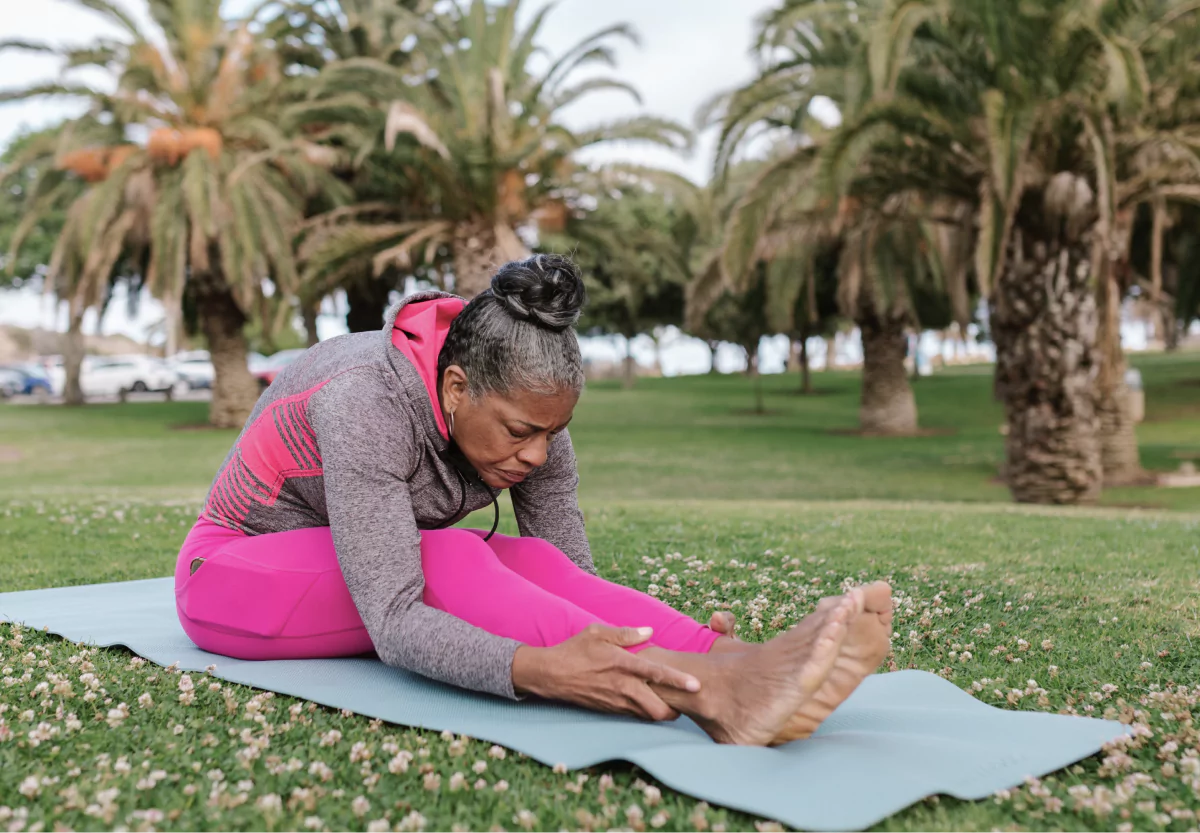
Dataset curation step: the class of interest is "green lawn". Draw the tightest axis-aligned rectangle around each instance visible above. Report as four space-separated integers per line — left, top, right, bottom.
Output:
1 356 1200 831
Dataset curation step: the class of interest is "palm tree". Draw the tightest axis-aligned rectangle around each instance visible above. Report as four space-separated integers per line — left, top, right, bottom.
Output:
1089 2 1200 481
814 0 1161 502
701 6 974 435
2 120 126 405
298 0 690 299
263 0 435 333
541 175 694 388
1 0 346 427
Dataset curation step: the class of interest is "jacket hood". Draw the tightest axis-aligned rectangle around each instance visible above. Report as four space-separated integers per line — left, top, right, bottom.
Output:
385 291 466 441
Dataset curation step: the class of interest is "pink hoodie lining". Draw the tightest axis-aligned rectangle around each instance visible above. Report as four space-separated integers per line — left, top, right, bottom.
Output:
389 297 466 440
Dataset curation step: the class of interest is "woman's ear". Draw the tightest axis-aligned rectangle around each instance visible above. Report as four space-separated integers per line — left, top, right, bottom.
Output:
441 365 469 413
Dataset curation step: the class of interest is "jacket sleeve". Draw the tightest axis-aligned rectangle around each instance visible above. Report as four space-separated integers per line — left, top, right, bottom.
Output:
309 367 522 699
509 429 595 574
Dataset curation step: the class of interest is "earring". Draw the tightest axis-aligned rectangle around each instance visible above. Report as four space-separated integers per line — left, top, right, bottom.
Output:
448 410 455 438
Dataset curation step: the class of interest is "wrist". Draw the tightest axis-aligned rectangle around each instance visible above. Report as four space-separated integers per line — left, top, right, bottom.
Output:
511 645 554 698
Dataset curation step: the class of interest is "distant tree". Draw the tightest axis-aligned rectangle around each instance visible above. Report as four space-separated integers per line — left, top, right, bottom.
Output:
696 264 772 414
786 242 841 394
541 181 690 388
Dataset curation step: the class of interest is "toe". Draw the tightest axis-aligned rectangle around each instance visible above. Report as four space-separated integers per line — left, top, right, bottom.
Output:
861 581 893 615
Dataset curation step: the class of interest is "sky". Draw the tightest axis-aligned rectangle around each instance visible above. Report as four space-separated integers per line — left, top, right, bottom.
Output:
0 0 829 372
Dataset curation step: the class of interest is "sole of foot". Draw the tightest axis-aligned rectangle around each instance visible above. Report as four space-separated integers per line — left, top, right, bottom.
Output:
696 593 858 746
770 581 894 746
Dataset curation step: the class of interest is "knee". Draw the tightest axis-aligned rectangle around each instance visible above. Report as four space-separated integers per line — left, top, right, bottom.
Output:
494 535 580 575
420 528 498 571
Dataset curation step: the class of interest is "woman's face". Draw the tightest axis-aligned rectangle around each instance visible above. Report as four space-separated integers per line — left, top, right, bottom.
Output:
440 366 578 490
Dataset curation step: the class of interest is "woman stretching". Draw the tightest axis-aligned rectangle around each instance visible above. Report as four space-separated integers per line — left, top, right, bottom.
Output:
174 255 892 746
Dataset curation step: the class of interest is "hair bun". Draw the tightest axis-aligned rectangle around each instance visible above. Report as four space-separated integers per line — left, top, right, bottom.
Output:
489 254 586 332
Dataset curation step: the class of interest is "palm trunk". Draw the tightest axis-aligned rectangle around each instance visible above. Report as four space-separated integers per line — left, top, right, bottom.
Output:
1095 264 1142 484
196 279 259 429
621 337 636 390
345 279 391 333
991 214 1101 505
748 349 764 414
1163 264 1181 351
798 336 812 394
452 220 530 299
301 298 320 347
858 313 917 435
62 303 85 407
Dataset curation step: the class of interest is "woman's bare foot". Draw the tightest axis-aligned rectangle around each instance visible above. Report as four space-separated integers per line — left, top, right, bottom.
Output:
670 593 859 746
770 581 894 745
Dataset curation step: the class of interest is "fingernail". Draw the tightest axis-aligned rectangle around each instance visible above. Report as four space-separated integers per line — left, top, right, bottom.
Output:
686 677 700 692
637 627 653 637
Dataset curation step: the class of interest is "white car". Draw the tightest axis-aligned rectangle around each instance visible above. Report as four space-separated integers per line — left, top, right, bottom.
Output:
0 368 23 399
47 355 181 399
169 352 215 391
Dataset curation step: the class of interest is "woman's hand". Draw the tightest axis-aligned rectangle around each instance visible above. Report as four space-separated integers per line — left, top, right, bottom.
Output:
512 625 700 722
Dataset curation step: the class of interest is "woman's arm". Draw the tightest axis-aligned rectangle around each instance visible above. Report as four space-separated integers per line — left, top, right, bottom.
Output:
509 429 595 574
310 368 524 698
312 374 698 710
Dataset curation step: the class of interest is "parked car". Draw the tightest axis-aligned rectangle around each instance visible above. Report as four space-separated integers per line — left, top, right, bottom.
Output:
48 355 181 399
251 349 306 390
169 351 215 391
0 368 23 399
0 364 53 400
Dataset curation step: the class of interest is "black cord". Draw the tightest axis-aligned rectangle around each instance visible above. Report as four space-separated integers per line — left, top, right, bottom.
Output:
446 468 500 541
484 496 499 542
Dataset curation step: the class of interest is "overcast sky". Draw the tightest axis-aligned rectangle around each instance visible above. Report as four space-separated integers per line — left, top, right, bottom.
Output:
0 0 793 359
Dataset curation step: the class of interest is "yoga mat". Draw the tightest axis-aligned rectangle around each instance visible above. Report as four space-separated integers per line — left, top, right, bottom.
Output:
1 578 1128 831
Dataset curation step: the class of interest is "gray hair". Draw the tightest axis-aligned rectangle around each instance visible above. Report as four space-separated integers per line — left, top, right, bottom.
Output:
438 254 587 398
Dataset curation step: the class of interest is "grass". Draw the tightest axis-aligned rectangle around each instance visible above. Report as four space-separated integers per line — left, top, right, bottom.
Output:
1 353 1197 509
1 354 1200 831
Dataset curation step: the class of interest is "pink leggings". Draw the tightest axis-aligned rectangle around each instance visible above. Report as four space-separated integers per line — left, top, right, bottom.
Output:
173 520 719 661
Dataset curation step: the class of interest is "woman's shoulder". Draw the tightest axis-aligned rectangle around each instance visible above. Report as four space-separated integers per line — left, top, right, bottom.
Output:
295 333 415 433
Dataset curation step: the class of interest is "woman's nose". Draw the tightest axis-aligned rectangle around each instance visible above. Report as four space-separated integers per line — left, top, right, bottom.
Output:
516 437 548 468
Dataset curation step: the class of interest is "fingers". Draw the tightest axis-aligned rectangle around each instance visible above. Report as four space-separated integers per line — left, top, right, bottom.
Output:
621 680 680 722
620 653 701 693
591 624 654 647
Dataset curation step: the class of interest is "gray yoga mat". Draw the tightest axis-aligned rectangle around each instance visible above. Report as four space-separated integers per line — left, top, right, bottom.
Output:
1 578 1128 831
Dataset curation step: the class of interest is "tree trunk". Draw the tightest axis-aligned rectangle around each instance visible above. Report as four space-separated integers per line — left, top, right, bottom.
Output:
825 335 837 370
301 298 320 347
1162 264 1181 351
707 340 721 374
196 280 259 429
798 336 812 394
62 302 86 407
748 349 764 414
1095 263 1142 484
452 220 530 299
858 314 917 435
1163 312 1181 351
991 213 1101 505
621 337 636 390
345 279 391 333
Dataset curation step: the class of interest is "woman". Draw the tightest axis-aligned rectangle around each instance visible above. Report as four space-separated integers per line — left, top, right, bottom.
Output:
174 255 892 746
